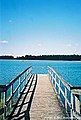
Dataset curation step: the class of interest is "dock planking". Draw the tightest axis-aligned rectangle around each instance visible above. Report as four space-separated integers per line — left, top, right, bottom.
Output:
30 74 67 120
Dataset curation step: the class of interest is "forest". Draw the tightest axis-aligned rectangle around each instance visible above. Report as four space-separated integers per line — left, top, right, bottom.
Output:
0 55 81 61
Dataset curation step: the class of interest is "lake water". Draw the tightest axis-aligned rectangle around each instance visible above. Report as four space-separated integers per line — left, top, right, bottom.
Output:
0 60 81 86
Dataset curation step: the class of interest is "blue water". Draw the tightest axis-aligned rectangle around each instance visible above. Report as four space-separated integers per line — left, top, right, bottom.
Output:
0 60 81 86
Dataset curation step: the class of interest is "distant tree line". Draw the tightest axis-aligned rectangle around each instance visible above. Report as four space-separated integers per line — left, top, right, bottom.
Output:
0 56 14 59
0 55 81 61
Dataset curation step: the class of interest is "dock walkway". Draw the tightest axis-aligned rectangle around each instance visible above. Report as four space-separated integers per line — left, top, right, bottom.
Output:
7 74 66 120
30 74 66 120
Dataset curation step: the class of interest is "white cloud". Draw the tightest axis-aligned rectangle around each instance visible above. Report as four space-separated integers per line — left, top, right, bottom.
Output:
66 44 72 47
0 40 8 44
37 43 41 47
66 43 79 48
75 43 79 46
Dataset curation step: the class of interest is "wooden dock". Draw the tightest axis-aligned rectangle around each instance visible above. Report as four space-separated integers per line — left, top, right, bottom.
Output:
7 74 66 120
0 66 81 120
30 74 66 120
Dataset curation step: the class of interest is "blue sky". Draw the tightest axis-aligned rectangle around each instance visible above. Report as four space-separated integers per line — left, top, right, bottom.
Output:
0 0 81 56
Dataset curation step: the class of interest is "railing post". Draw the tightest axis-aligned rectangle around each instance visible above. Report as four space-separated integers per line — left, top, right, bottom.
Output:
0 92 3 106
0 92 1 102
4 91 6 119
10 84 13 108
26 70 28 76
28 69 29 75
58 79 60 95
26 70 28 84
24 72 26 86
55 74 56 89
51 71 52 82
49 69 51 80
71 92 74 119
28 69 30 78
75 95 80 114
65 87 67 112
52 72 54 84
30 67 32 76
48 68 50 80
18 77 20 97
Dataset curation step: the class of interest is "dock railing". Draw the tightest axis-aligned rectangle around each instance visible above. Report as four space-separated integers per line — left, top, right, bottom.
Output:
0 66 32 119
48 66 81 120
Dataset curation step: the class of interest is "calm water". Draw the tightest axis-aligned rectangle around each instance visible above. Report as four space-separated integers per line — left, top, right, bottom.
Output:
0 60 81 86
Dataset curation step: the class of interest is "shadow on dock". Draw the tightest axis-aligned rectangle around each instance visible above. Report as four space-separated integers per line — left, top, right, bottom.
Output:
7 74 37 120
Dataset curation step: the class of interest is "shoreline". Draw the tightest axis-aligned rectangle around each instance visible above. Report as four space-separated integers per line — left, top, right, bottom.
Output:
0 59 81 61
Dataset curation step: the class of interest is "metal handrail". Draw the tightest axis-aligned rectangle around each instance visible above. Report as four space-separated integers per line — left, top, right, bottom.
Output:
0 66 32 119
6 66 32 89
48 66 81 120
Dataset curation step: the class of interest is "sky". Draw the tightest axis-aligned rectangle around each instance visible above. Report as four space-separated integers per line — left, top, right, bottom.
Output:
0 0 81 57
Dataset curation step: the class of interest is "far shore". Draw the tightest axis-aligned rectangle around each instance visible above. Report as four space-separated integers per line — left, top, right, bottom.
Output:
0 58 81 62
0 55 81 61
